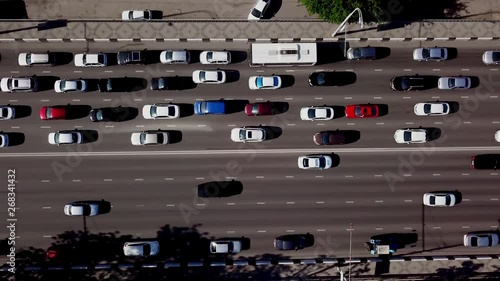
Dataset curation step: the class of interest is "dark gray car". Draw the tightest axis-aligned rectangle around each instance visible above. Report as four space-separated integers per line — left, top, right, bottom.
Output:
274 233 313 251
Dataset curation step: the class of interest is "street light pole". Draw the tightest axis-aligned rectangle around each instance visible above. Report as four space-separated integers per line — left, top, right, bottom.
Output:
331 8 364 57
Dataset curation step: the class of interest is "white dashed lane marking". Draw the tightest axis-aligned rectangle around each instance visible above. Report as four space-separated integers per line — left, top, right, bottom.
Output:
256 176 264 179
165 178 174 181
346 201 354 204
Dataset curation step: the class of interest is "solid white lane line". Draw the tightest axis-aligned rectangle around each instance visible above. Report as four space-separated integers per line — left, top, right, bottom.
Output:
434 122 442 125
42 70 51 73
376 122 384 125
74 125 82 128
104 70 113 73
74 70 82 73
347 123 355 126
105 125 114 128
431 96 440 99
72 99 80 102
165 178 174 180
406 122 414 125
103 99 112 102
135 70 144 73
164 98 173 101
136 125 144 128
41 99 50 102
285 69 294 72
317 123 325 126
228 124 236 127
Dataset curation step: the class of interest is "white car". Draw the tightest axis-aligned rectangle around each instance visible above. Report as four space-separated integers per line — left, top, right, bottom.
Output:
496 130 500 142
121 10 153 20
231 127 266 142
298 155 332 170
210 240 242 254
64 201 102 216
18 52 55 66
300 106 334 121
54 79 88 93
160 50 190 64
413 47 448 61
248 0 270 20
123 241 160 256
131 131 169 146
394 129 428 144
192 70 226 84
464 232 499 247
0 134 9 147
142 104 180 119
248 76 281 90
438 76 471 90
482 50 500 65
414 102 450 116
0 106 15 120
423 192 456 207
74 53 108 67
200 51 231 65
0 77 38 92
48 130 83 145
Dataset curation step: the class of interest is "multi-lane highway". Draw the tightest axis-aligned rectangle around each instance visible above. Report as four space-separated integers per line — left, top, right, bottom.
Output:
2 40 500 261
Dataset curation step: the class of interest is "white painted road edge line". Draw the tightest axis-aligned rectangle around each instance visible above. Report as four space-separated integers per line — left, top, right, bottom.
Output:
4 146 500 158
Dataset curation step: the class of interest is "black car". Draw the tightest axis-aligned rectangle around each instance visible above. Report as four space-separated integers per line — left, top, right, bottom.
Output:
98 78 145 92
150 76 195 91
197 180 243 198
89 107 131 122
471 154 500 170
274 233 313 251
390 76 427 91
308 72 337 87
117 50 145 65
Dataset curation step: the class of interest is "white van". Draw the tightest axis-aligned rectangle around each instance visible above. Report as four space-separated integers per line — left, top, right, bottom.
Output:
18 52 55 66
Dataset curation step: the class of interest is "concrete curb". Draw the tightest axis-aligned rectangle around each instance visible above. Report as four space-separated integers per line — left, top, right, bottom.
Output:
1 37 499 43
4 255 500 273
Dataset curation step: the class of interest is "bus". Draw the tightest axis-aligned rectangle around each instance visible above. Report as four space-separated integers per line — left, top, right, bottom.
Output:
249 43 317 67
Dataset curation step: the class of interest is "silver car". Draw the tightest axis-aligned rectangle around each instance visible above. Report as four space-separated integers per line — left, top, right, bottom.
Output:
464 232 499 247
54 79 88 93
482 50 500 65
0 134 9 147
131 130 169 146
438 76 471 90
0 106 15 120
0 77 38 92
209 240 242 254
48 130 83 145
123 241 160 256
160 50 190 64
413 47 448 61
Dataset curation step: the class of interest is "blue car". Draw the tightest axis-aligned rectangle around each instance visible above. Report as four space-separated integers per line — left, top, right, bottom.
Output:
194 100 226 115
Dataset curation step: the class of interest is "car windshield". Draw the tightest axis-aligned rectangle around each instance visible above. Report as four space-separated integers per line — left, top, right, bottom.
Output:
158 79 166 89
424 104 431 113
493 52 500 62
307 109 316 118
97 54 105 63
96 110 103 120
72 133 78 142
404 131 411 141
355 107 362 116
207 52 213 60
151 107 157 118
448 78 456 88
168 107 175 116
429 196 435 205
445 196 451 205
239 130 246 140
470 237 478 246
199 72 206 81
45 107 51 118
143 244 151 255
353 48 361 58
251 8 262 18
422 49 430 58
400 78 409 90
1 108 7 117
302 159 309 167
256 77 263 88
442 104 449 112
316 73 326 85
26 53 32 64
201 102 208 113
252 104 259 114
166 52 173 60
217 72 223 81
322 133 330 144
318 157 325 167
489 236 493 246
156 134 164 143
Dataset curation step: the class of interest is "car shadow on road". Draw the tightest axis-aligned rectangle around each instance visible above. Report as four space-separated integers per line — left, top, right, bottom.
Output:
333 71 357 86
272 101 289 114
11 105 31 118
278 74 294 88
223 69 240 83
446 47 459 60
342 130 361 144
265 0 281 19
35 75 59 92
65 104 92 120
114 106 139 122
469 76 480 88
423 127 441 141
177 103 195 118
81 130 98 144
376 104 389 117
229 51 247 64
53 52 73 66
324 105 345 119
5 132 25 146
317 42 347 64
166 130 182 144
262 125 282 140
374 47 391 60
143 50 162 65
225 99 249 114
104 53 118 66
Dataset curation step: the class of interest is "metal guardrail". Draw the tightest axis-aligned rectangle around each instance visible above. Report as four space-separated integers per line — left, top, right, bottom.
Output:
3 254 500 273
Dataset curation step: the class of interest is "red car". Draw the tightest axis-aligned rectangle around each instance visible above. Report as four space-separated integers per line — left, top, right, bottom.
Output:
345 104 379 118
40 106 67 120
244 102 274 116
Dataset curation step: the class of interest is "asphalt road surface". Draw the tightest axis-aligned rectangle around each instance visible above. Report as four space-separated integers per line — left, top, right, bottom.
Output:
2 40 500 260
